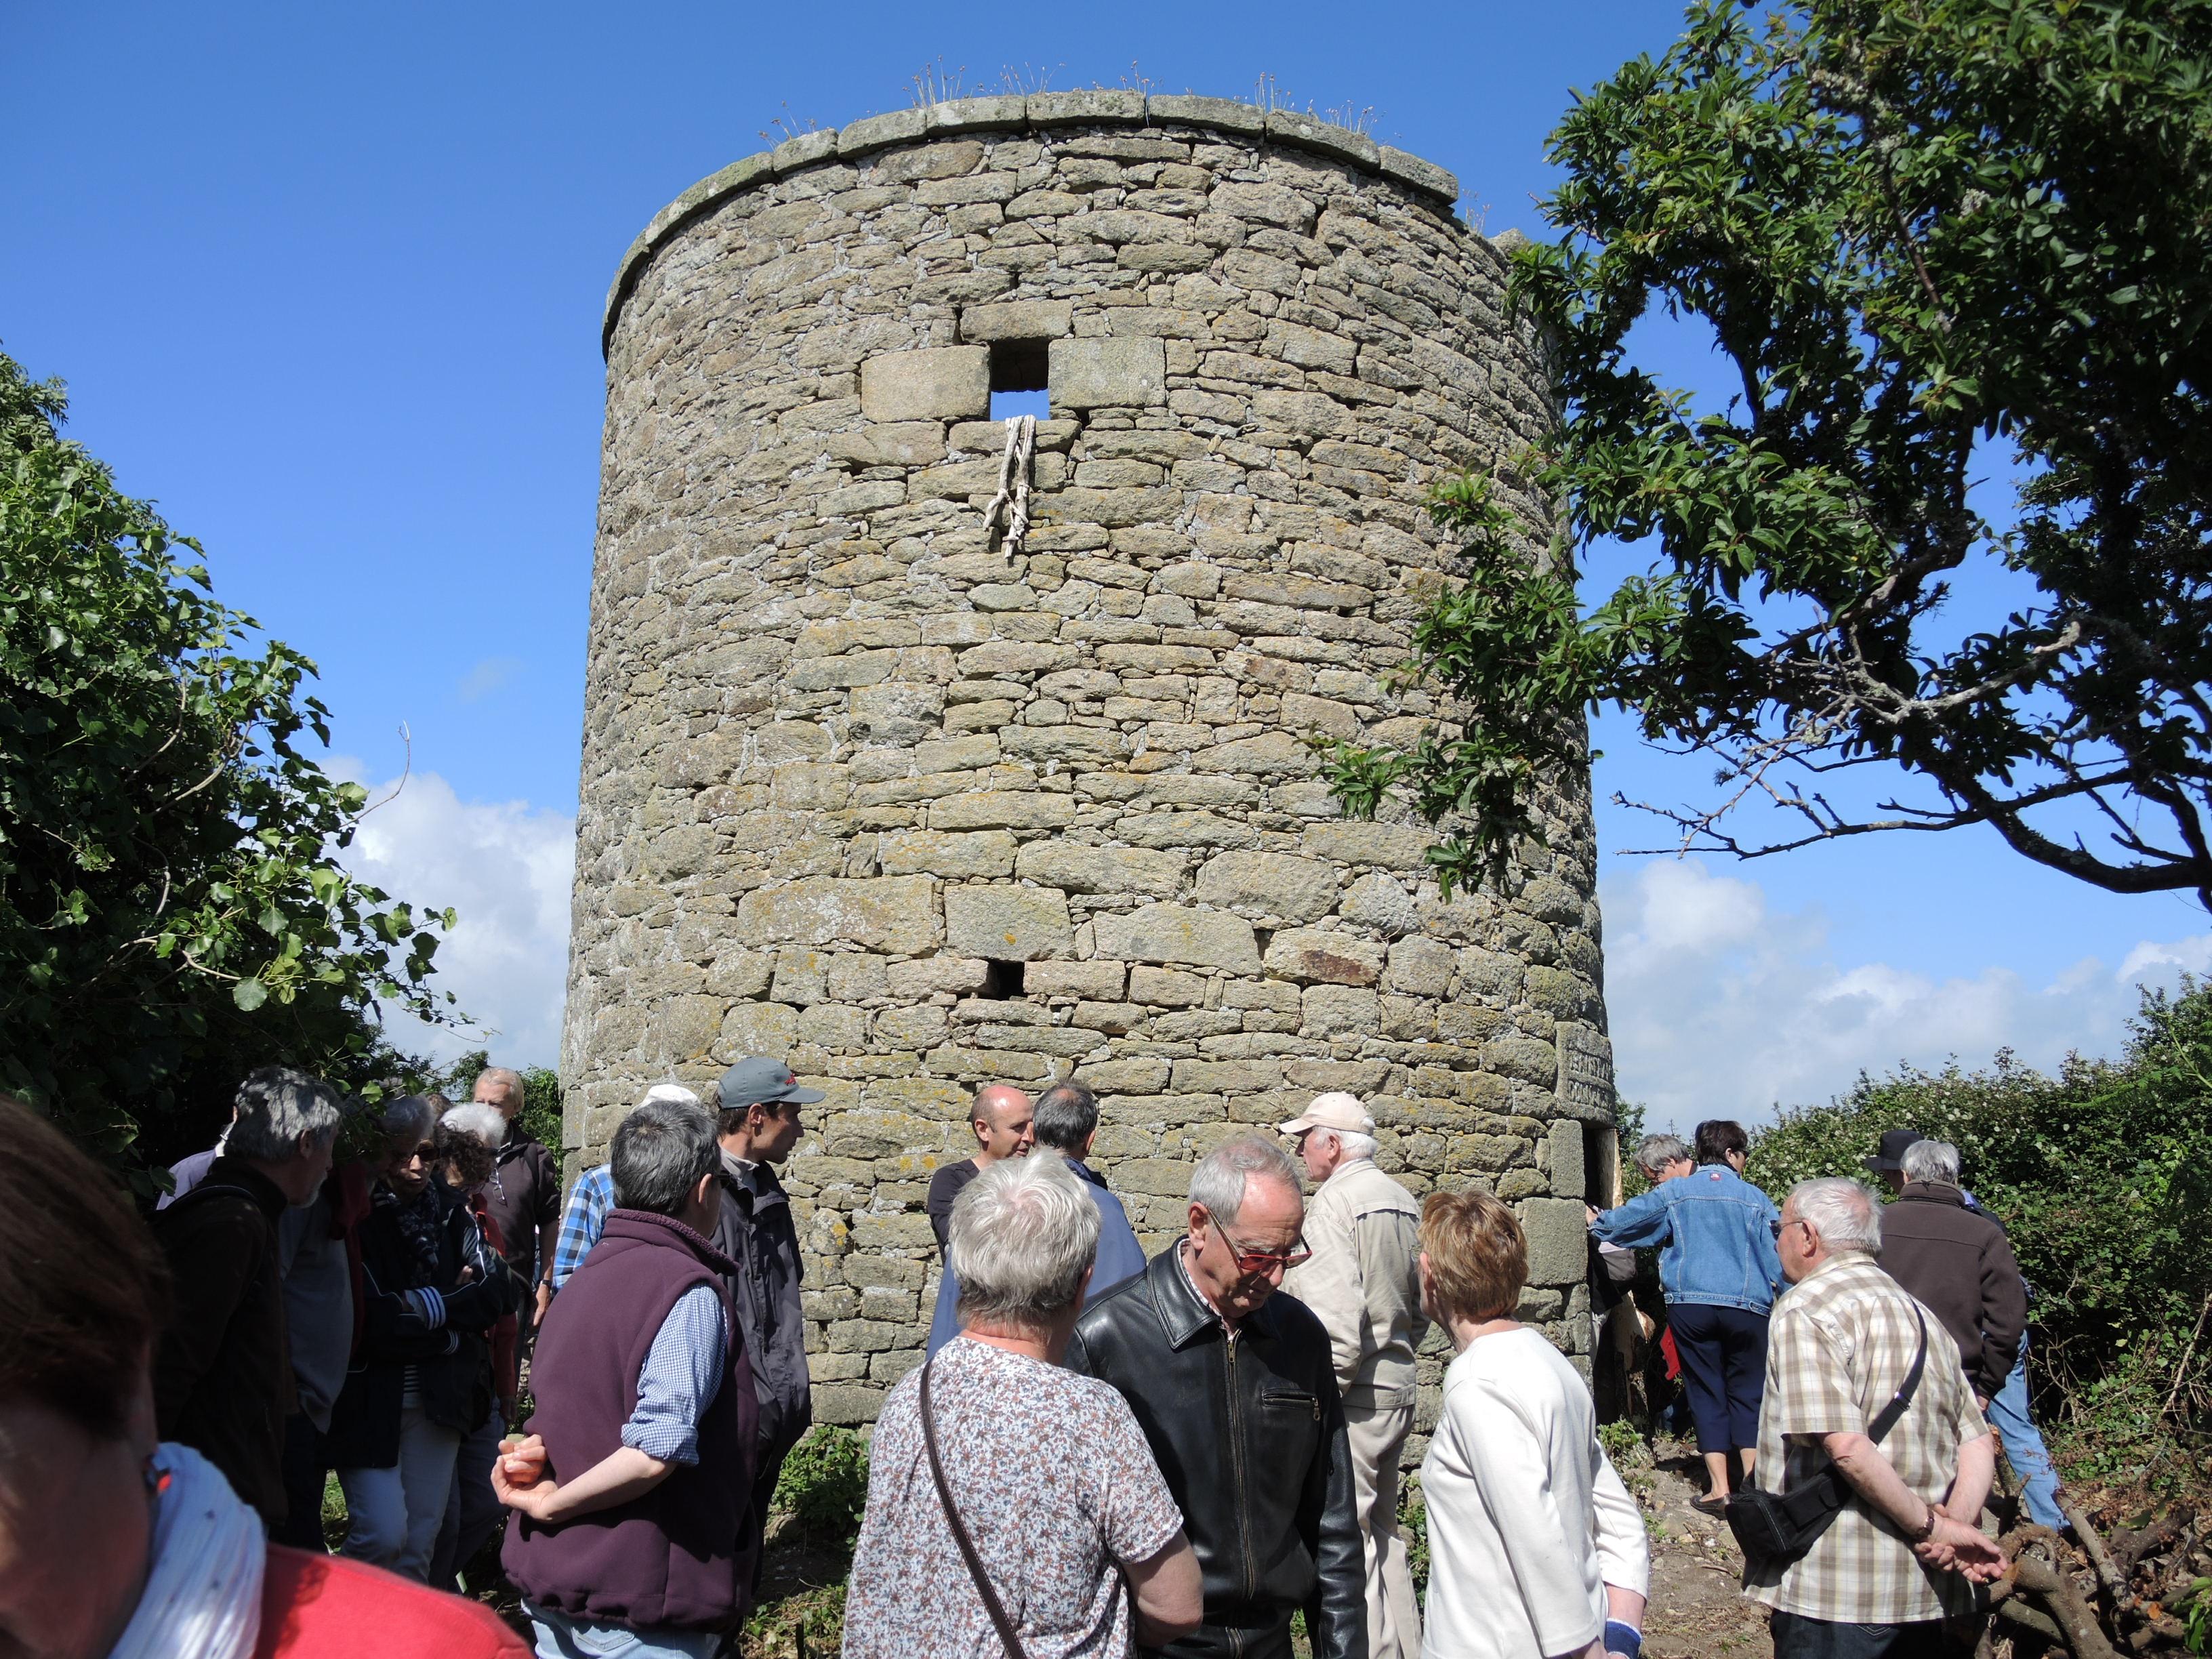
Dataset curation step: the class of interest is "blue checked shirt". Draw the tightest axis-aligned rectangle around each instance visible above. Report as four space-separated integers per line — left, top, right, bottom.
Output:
621 1284 727 1465
550 1164 614 1290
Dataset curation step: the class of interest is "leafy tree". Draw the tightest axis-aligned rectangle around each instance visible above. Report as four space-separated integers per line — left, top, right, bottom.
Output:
1327 0 2212 903
0 351 459 1172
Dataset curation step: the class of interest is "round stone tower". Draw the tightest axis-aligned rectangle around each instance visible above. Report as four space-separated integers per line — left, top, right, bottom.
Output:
566 92 1617 1433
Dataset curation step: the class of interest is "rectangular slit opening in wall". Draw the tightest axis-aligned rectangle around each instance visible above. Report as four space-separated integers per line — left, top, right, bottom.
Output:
1584 1120 1620 1208
989 338 1050 422
981 960 1027 1000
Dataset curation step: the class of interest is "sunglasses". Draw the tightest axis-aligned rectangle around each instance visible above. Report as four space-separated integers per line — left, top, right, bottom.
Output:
1770 1218 1809 1238
1214 1223 1313 1276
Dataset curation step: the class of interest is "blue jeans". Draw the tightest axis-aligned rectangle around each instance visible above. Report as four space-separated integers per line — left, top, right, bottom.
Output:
1986 1334 2065 1530
525 1602 724 1658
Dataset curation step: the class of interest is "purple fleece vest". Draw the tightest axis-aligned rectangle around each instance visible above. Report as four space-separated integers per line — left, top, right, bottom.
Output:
503 1209 760 1632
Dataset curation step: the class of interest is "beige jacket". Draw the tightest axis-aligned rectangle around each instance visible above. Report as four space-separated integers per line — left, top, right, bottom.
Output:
1283 1158 1430 1408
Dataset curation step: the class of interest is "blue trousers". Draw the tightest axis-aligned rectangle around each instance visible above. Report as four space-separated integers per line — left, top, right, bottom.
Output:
1986 1334 2064 1530
1769 1611 1946 1658
1671 1303 1769 1454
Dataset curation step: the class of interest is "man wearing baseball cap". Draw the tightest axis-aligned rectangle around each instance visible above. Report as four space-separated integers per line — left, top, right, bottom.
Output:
1280 1092 1429 1659
710 1055 823 1568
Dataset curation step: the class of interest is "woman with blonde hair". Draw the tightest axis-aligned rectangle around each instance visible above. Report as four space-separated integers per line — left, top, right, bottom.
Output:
1419 1186 1652 1659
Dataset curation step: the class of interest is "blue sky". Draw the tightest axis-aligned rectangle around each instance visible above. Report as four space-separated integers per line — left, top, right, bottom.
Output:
8 1 2206 1109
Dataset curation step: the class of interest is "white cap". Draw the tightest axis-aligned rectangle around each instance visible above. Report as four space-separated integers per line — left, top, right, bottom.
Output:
1277 1092 1375 1137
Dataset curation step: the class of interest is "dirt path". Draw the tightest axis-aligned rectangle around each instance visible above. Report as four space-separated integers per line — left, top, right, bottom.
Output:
1614 1434 1775 1657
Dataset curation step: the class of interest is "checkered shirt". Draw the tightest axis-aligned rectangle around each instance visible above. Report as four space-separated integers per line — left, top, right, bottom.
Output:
549 1163 613 1290
1742 1252 1991 1624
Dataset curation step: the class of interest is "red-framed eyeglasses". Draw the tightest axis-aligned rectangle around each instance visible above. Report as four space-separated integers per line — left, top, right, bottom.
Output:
1215 1225 1312 1275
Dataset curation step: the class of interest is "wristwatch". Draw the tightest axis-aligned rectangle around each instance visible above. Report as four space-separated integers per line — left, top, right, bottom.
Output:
1910 1506 1940 1542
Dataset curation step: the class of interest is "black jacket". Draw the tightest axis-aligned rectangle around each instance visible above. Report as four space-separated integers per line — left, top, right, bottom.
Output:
926 1158 981 1258
1880 1182 2027 1401
1065 1246 1368 1659
712 1154 812 1465
326 1177 517 1467
484 1124 562 1290
150 1158 294 1525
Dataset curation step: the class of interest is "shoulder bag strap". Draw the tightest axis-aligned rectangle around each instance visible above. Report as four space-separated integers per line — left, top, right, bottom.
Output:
920 1357 1027 1659
1866 1307 1929 1446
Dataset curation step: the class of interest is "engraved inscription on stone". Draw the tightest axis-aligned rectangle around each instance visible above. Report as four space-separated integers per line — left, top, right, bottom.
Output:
1558 1023 1616 1116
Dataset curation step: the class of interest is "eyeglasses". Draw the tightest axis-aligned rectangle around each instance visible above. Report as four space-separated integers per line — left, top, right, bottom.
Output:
1771 1218 1808 1239
1215 1225 1312 1276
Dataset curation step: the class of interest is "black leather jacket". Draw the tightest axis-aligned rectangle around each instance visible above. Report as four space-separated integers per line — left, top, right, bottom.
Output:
1065 1246 1368 1659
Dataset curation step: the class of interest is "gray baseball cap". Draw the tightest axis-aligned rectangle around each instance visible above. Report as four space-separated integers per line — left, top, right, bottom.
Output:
716 1054 825 1109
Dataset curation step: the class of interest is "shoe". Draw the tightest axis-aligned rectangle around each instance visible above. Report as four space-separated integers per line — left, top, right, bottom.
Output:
1692 1494 1729 1517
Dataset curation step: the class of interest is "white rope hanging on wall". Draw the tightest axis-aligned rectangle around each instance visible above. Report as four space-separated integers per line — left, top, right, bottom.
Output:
983 413 1036 556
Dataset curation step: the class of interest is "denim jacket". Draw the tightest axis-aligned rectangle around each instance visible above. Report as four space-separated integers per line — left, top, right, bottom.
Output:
1590 1164 1785 1313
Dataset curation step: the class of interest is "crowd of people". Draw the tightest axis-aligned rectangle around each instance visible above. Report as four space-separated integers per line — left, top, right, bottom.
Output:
1587 1120 2064 1656
0 1057 2062 1659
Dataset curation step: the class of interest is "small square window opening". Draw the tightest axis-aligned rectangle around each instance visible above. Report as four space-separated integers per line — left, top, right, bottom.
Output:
989 338 1050 422
981 960 1027 1000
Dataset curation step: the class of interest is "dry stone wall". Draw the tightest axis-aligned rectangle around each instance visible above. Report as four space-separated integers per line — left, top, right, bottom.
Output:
567 93 1616 1439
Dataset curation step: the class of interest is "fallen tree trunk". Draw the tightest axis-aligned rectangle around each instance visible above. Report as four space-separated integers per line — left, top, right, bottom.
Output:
2011 1553 2123 1659
2065 1500 2139 1615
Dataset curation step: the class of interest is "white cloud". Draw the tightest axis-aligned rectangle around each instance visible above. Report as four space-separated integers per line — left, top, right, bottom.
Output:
331 763 575 1069
1601 857 2211 1128
457 657 525 703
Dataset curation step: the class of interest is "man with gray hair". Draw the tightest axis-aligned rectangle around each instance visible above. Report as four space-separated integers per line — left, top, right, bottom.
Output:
550 1082 704 1292
1635 1133 1695 1183
472 1065 562 1338
1868 1129 2064 1532
499 1092 761 1654
1066 1134 1367 1659
922 1078 1147 1357
151 1065 346 1525
1746 1176 2005 1655
1279 1092 1427 1659
1874 1138 2026 1409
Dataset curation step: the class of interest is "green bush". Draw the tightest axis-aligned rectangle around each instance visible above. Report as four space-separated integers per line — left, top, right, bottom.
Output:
1399 1484 1431 1597
1748 983 2212 1435
771 1425 869 1551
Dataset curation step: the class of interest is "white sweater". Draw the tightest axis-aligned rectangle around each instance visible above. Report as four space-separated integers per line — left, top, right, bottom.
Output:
1421 1327 1650 1659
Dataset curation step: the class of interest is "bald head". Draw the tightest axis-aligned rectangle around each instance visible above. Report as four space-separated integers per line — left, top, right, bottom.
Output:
970 1084 1035 1166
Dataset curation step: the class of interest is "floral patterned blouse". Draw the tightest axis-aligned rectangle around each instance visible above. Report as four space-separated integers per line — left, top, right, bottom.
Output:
842 1337 1186 1658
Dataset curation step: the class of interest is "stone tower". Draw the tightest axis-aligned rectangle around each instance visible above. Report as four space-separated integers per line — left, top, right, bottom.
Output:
565 92 1616 1434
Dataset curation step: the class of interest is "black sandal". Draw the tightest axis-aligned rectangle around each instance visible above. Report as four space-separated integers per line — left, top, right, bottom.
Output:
1692 1494 1729 1517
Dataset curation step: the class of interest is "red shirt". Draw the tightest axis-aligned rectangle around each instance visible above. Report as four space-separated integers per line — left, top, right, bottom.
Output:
256 1547 532 1658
